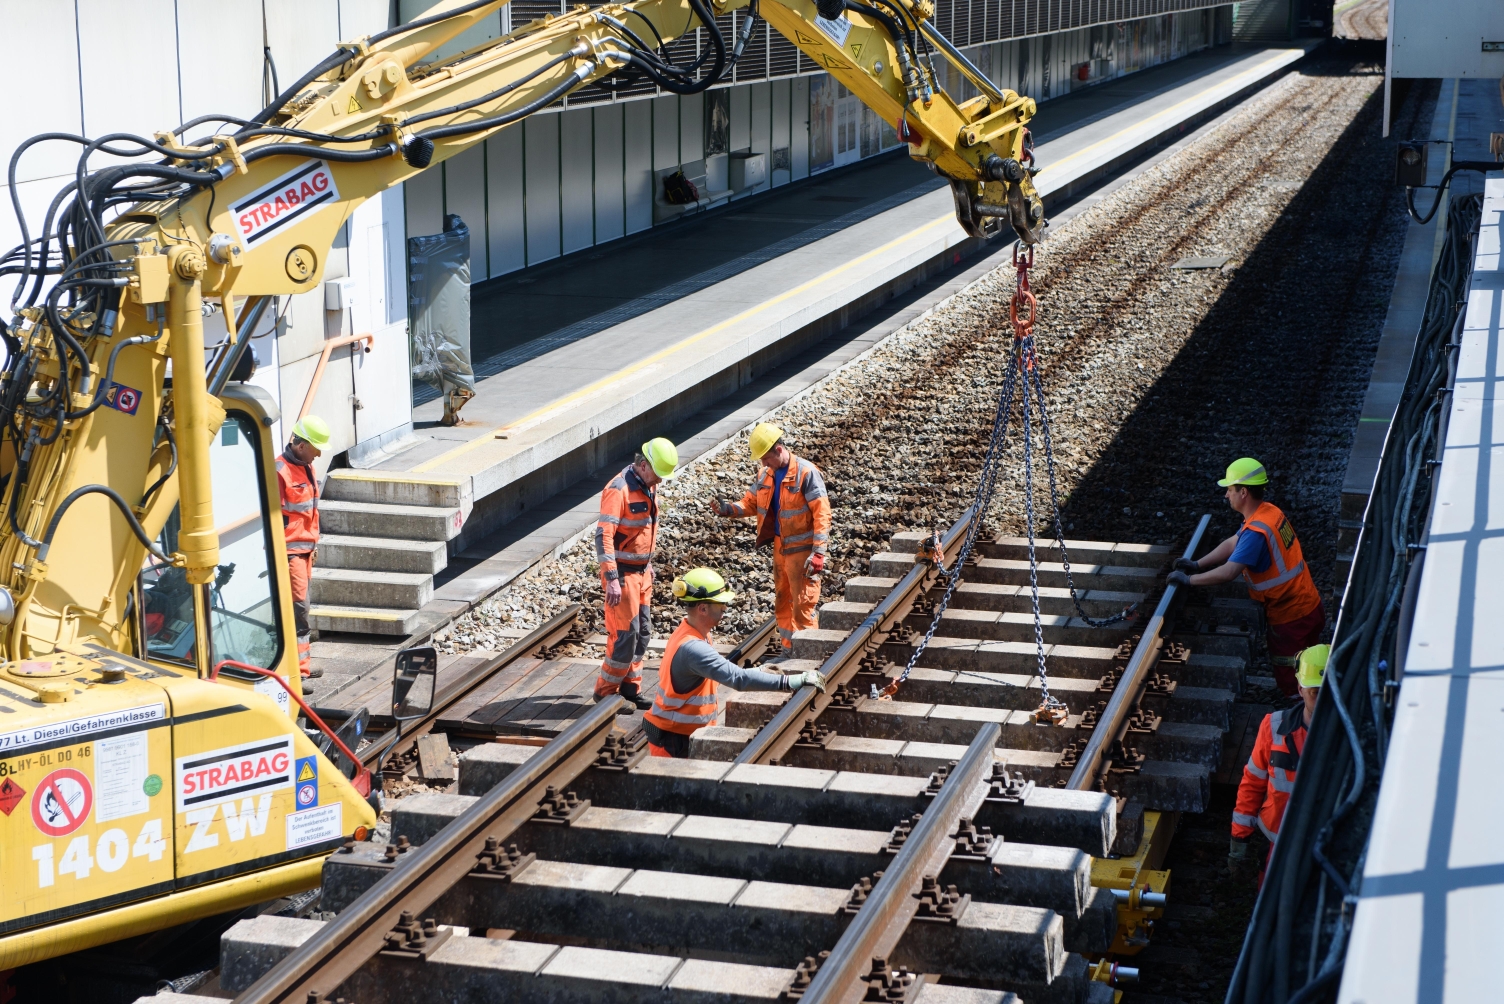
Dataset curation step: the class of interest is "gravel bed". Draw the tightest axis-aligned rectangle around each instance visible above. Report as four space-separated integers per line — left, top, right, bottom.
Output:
438 53 1413 670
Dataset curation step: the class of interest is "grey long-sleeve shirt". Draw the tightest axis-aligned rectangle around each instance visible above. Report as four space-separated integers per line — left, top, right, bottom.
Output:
669 637 798 695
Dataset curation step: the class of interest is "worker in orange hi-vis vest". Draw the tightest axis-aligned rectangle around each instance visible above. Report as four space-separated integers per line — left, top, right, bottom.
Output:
642 567 827 758
275 415 330 678
1167 457 1325 696
708 423 832 659
593 438 679 710
1230 644 1327 883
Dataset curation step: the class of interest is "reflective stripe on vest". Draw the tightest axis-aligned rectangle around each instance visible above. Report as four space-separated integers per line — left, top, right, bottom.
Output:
644 619 719 734
1238 502 1320 622
276 455 320 545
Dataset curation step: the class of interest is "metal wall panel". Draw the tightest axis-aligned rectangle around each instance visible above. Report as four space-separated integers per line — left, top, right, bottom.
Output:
750 82 772 195
791 76 810 181
77 0 180 145
1 1 82 184
444 144 489 276
729 85 752 157
523 114 562 265
593 106 627 245
623 100 654 235
680 92 705 166
485 127 527 275
404 161 444 244
174 0 262 129
771 78 792 187
560 108 595 254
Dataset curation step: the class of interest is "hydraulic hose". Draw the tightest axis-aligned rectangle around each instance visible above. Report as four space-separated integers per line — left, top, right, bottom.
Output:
36 484 172 564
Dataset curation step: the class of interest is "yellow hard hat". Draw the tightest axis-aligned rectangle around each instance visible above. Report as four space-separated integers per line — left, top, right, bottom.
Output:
1296 644 1329 688
672 567 737 605
749 422 783 461
1218 457 1268 487
641 438 679 479
292 415 331 451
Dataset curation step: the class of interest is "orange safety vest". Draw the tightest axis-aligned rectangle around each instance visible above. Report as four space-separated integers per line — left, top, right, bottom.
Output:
1239 501 1321 624
596 465 657 581
1232 705 1306 841
643 619 720 736
729 453 831 556
275 451 319 552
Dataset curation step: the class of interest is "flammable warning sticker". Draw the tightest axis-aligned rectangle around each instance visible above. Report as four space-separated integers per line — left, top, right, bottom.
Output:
231 160 341 249
175 735 293 811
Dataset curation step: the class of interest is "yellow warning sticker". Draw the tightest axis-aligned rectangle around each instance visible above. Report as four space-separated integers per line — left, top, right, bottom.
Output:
795 30 821 45
821 54 852 69
347 96 361 114
297 761 316 782
851 43 863 58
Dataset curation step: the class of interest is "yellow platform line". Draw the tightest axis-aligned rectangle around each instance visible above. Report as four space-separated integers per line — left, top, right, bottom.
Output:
411 212 957 473
1036 49 1299 180
410 49 1297 478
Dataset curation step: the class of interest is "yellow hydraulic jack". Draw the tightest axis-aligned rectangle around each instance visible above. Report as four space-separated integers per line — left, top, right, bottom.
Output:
1085 809 1178 998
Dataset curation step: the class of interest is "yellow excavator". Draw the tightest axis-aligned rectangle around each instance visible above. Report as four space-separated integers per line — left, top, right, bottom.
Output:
0 0 1044 969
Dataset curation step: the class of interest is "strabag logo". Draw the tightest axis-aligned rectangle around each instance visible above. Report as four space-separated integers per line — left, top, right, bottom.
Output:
230 160 341 249
175 735 293 811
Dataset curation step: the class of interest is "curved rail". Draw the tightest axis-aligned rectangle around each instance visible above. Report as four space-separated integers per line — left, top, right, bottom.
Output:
1067 513 1211 790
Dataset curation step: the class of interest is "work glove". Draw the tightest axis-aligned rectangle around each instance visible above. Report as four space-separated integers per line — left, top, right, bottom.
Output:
1228 837 1256 876
785 670 828 693
1167 570 1192 589
1173 557 1199 574
709 497 734 517
805 553 826 578
604 578 623 606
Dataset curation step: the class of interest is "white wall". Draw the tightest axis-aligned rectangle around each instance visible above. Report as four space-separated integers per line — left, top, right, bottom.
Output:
0 0 410 472
1391 0 1504 78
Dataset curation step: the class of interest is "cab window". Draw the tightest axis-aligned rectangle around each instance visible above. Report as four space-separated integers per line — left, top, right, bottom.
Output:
141 410 285 670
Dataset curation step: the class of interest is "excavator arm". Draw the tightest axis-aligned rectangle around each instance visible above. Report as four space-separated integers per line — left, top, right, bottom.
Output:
1 0 1044 669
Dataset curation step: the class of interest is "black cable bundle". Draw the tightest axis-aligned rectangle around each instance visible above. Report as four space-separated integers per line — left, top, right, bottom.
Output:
1224 193 1483 1004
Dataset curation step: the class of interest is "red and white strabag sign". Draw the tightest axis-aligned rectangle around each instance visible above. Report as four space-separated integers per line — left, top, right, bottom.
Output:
230 160 341 249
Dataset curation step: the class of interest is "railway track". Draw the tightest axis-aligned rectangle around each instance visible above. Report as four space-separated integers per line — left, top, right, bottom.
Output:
210 510 1261 1004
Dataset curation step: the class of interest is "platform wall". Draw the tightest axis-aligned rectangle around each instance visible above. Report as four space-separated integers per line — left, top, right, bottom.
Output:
404 6 1231 278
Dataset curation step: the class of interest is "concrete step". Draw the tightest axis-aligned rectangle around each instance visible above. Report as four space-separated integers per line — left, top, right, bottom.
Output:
319 499 463 542
324 469 469 508
317 533 448 575
310 603 423 636
310 567 433 610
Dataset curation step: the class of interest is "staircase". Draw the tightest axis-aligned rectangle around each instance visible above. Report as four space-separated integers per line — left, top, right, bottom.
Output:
310 470 471 636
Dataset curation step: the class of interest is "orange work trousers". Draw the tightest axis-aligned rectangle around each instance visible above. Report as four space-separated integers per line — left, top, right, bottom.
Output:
595 570 651 697
773 544 822 652
287 552 313 675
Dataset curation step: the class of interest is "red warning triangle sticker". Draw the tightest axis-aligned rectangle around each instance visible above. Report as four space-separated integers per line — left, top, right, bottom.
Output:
0 776 25 816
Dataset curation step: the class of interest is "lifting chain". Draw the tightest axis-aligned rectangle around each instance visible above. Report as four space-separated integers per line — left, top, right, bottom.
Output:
874 242 1133 718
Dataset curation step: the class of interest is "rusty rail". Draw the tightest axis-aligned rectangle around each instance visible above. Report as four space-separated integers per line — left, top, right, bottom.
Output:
361 605 581 770
234 695 623 1004
800 723 999 1004
735 505 977 766
1067 513 1211 790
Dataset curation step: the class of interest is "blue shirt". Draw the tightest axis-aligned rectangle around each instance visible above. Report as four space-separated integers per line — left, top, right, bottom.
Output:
770 466 788 537
1230 527 1271 574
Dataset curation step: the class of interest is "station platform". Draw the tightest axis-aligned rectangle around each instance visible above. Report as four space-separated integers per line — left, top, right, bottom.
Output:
307 40 1313 656
1339 86 1504 1004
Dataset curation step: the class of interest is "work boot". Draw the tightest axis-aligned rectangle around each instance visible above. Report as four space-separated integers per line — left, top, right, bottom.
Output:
301 665 324 679
617 681 652 711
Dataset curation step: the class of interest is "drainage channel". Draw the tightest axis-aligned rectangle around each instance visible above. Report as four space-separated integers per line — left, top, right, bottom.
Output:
205 509 1257 1004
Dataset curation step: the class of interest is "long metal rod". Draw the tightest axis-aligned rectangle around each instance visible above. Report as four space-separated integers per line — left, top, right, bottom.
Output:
235 695 623 1004
735 504 977 765
1067 514 1212 790
206 295 271 396
801 722 1000 1004
917 20 1005 104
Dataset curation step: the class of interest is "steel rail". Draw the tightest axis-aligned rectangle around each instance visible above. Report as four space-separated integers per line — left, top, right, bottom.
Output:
735 504 978 765
1067 514 1211 790
234 695 624 1004
361 604 582 770
728 615 780 667
800 722 1000 1004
